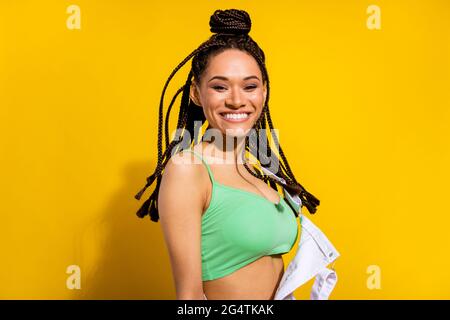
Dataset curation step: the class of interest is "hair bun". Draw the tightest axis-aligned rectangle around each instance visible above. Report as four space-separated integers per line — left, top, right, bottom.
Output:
209 9 251 35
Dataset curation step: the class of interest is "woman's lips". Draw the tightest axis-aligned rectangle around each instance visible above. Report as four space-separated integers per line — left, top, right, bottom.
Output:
219 112 252 123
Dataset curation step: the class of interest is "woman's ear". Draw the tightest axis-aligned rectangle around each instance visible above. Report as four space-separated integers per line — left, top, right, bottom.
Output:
262 82 267 106
189 81 202 107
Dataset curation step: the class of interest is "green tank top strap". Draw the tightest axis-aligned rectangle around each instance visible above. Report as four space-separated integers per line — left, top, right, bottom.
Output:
182 149 216 184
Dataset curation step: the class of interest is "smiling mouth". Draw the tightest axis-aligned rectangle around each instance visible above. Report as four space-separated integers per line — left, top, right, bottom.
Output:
219 112 252 123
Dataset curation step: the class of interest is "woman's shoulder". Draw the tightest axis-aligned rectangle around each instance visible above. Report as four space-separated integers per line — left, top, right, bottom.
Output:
159 152 206 209
160 147 209 193
163 149 201 178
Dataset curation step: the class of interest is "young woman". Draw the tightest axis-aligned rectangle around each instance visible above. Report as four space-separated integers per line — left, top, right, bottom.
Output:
134 9 320 300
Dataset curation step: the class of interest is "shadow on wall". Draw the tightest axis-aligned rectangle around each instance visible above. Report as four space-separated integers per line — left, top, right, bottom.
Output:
71 160 174 299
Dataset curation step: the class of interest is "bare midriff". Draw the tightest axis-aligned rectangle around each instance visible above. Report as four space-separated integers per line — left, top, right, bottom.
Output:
202 254 284 300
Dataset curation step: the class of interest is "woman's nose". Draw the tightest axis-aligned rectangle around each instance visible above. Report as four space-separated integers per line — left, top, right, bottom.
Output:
225 88 245 108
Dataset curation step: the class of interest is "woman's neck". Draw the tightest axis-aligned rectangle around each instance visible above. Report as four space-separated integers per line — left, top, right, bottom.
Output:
197 136 247 165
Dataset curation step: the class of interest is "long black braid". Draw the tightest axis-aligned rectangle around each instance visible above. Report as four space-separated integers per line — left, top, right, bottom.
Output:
134 9 320 222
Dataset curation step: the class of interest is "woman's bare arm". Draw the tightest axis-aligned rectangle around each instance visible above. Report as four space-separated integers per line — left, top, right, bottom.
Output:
158 152 206 300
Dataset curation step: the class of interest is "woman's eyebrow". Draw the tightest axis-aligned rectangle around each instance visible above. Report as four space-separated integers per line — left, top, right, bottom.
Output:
207 75 260 83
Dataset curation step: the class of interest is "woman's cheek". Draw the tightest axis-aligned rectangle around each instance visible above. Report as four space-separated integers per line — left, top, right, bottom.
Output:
248 90 264 101
249 95 264 108
210 97 226 110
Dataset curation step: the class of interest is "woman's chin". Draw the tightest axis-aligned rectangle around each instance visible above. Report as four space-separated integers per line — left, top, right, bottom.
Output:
223 127 252 138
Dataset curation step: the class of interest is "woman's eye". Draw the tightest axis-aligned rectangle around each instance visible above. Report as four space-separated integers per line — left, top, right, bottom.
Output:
212 85 257 91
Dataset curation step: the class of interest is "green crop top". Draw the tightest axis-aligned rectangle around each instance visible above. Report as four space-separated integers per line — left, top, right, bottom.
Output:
182 149 299 281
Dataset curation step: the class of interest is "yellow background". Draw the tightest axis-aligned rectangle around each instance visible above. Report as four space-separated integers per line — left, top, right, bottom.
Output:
1 0 449 299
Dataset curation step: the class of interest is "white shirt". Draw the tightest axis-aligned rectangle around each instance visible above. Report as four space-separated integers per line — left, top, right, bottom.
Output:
260 167 340 300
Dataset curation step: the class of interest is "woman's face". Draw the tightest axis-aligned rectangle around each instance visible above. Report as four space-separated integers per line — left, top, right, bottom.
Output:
190 48 267 138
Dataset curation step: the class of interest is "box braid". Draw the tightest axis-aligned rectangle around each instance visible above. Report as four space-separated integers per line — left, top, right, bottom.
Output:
134 9 320 222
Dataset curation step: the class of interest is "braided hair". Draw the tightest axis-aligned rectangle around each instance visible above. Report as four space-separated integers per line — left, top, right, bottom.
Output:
134 9 320 222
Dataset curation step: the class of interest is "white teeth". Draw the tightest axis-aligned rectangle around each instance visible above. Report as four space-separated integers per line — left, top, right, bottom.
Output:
223 113 249 120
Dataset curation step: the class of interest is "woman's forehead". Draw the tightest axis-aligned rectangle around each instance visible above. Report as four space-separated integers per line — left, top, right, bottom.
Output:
204 49 262 81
